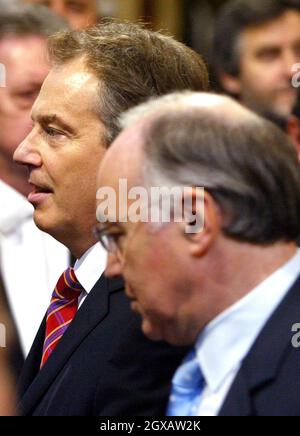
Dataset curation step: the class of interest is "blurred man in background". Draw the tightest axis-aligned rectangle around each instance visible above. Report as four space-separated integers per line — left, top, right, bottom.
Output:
22 0 101 29
0 6 69 361
0 350 15 415
98 91 300 416
0 274 17 415
214 0 300 118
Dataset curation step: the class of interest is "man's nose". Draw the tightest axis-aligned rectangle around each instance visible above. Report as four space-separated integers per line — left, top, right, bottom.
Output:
13 132 42 168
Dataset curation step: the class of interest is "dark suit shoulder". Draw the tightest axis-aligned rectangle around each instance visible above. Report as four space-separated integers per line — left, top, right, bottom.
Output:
220 276 300 416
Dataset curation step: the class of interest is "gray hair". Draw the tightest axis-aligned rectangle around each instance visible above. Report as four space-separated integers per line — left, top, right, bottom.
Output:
121 92 300 244
0 4 68 40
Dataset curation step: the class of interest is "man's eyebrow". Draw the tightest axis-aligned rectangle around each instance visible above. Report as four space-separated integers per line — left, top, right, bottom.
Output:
256 45 281 53
32 113 76 135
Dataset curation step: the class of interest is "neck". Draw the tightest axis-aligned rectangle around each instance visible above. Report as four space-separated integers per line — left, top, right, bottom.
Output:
48 226 97 261
197 239 297 326
70 240 96 261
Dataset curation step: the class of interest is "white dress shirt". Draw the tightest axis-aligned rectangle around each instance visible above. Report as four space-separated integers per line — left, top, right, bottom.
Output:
0 180 69 356
194 249 300 416
74 243 107 309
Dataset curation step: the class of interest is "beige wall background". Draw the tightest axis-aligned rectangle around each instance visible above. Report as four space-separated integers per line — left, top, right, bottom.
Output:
102 0 183 40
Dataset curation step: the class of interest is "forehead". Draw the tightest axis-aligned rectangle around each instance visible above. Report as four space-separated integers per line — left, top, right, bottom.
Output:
239 10 300 50
0 35 49 85
32 57 99 122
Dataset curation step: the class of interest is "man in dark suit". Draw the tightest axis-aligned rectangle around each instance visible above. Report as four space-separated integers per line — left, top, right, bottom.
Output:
13 23 209 415
97 91 300 416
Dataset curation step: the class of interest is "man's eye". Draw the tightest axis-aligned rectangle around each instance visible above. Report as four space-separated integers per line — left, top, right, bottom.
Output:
14 91 39 109
257 49 280 61
43 126 66 139
108 232 125 243
18 91 37 100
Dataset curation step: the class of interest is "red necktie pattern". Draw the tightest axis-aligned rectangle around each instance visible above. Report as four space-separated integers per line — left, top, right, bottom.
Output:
40 267 84 368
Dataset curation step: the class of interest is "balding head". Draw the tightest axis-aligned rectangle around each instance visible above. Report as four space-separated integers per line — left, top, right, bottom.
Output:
97 91 300 345
114 91 300 244
120 91 265 130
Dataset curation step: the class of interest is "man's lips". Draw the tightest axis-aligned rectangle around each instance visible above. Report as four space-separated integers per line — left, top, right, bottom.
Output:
27 181 53 203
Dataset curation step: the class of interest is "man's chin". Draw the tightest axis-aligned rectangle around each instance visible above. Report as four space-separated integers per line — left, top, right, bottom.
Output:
245 94 296 118
33 210 57 236
141 318 164 342
274 92 297 117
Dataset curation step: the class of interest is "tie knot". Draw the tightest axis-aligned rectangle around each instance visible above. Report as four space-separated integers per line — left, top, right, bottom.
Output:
172 349 204 391
52 267 83 301
167 348 205 416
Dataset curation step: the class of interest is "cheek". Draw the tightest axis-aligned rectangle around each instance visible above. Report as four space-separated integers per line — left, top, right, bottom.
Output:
125 245 157 284
0 116 32 155
243 61 281 88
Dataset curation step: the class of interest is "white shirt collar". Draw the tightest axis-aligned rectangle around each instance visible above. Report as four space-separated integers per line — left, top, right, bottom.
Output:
74 243 107 293
195 249 300 393
0 180 33 235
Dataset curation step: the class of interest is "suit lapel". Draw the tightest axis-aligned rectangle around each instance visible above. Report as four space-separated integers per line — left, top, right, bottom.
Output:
19 273 124 415
219 275 300 416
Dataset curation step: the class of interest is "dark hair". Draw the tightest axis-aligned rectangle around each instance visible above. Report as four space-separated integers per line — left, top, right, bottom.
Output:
48 21 209 145
140 93 300 244
213 0 300 77
0 4 68 40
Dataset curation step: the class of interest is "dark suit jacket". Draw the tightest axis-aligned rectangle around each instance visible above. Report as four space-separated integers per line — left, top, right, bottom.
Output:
219 275 300 416
18 274 188 416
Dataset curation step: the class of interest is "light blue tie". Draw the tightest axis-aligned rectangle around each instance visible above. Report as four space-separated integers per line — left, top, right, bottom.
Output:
167 349 205 416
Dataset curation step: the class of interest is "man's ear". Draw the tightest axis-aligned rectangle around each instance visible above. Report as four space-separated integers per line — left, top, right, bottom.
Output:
287 115 300 162
180 188 222 258
219 71 241 95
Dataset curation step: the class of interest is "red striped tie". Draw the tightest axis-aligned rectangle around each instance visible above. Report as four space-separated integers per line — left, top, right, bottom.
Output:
40 267 84 368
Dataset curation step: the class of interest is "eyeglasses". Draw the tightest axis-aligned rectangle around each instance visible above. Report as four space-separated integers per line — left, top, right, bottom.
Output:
93 224 124 254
